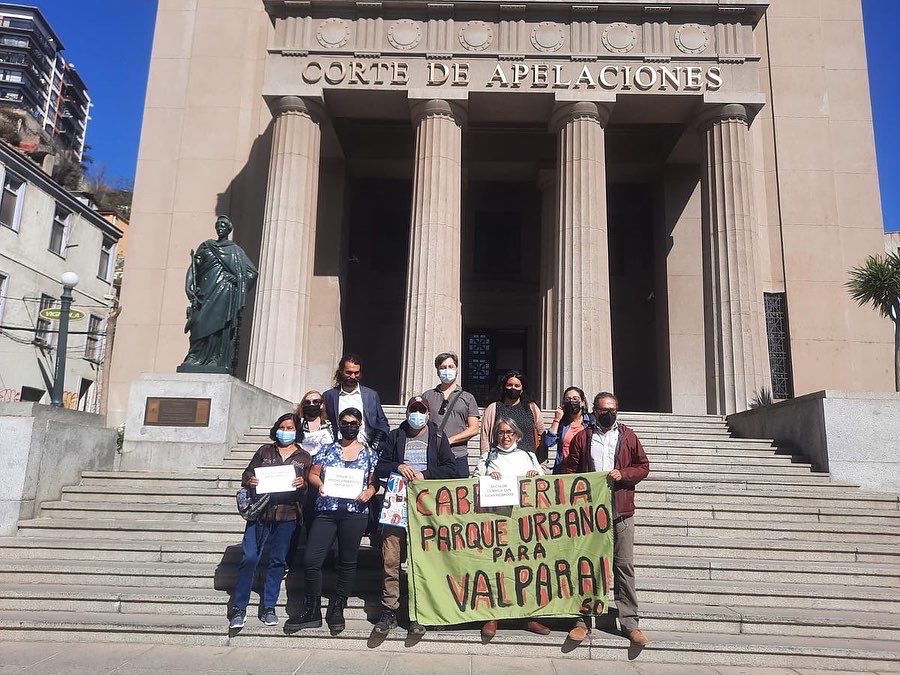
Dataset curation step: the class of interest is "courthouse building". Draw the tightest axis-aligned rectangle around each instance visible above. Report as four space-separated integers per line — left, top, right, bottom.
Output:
108 0 893 424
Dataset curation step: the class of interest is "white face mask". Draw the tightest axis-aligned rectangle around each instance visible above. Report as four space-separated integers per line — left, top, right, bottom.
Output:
438 368 456 384
407 411 428 430
498 441 518 453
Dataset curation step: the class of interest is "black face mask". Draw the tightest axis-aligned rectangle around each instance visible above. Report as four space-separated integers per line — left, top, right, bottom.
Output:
563 401 581 416
504 387 522 401
597 411 617 428
302 403 321 418
339 423 360 440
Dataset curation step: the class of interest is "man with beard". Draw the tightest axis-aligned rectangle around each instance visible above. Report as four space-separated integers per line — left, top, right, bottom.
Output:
323 354 390 453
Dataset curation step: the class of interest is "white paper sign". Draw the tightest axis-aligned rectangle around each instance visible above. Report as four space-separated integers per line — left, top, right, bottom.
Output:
255 465 296 494
323 466 366 500
479 474 520 507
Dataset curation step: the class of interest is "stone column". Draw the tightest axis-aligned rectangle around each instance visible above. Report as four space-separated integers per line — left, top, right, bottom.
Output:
247 96 324 400
551 101 615 401
399 99 465 401
538 168 558 409
699 103 771 414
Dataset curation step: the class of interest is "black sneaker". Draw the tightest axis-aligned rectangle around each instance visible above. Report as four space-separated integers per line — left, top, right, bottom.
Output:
408 620 426 636
229 610 246 629
373 608 397 635
261 608 278 626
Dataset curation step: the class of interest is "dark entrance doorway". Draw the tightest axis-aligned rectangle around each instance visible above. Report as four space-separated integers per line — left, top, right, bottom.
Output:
608 183 660 412
463 328 528 406
343 178 411 404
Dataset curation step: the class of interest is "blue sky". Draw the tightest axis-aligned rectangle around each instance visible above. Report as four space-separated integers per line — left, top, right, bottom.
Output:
36 0 157 185
33 0 900 231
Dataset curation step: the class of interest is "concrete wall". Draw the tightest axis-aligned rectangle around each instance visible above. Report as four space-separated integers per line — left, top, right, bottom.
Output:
760 1 894 395
121 373 294 472
727 390 900 493
0 403 117 535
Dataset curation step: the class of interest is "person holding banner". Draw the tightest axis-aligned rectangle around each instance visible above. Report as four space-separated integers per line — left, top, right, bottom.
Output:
563 392 650 647
475 417 550 639
372 396 458 637
479 370 544 455
230 413 311 630
542 386 592 473
296 407 380 633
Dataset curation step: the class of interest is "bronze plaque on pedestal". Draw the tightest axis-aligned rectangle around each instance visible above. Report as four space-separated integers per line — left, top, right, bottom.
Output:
144 397 212 427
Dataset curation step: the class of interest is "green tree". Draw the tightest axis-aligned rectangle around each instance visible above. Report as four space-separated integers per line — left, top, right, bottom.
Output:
846 251 900 391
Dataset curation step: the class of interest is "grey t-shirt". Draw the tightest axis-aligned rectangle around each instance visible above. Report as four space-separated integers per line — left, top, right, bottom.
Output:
404 437 428 473
421 386 480 458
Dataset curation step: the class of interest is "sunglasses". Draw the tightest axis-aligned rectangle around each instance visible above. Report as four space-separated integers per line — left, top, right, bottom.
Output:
438 399 449 415
339 421 360 428
304 399 322 406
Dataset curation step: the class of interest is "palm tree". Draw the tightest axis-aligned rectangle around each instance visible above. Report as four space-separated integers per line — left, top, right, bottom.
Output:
846 251 900 391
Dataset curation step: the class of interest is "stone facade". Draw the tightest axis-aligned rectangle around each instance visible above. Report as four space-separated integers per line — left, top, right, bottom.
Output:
108 0 893 423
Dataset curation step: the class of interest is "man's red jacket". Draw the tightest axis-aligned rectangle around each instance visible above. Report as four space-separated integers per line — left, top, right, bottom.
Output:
562 423 650 518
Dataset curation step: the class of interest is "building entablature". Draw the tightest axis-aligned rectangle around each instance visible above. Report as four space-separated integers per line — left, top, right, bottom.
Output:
264 0 766 106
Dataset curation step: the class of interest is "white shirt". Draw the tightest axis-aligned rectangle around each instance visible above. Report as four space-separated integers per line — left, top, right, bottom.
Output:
338 385 367 443
590 423 619 472
477 446 545 479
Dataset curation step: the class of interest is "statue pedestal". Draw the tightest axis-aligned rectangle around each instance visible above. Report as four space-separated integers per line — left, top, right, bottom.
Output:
121 373 293 472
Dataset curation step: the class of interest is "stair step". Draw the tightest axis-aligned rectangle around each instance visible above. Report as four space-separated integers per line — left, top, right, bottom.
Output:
0 610 897 669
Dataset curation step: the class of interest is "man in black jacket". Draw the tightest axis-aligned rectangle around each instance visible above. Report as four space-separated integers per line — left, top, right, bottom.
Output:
373 396 458 637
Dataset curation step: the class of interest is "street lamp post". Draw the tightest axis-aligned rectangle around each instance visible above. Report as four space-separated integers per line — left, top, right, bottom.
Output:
50 271 79 407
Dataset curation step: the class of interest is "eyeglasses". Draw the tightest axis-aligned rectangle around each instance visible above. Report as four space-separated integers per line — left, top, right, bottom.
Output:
497 430 516 437
339 421 360 429
304 399 322 406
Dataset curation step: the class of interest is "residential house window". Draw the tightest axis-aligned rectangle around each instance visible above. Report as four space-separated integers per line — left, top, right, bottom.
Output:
49 205 69 256
0 271 7 323
84 314 102 362
0 169 24 231
98 237 115 281
35 294 54 345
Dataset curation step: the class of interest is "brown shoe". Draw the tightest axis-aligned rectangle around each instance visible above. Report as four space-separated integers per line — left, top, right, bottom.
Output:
525 620 551 636
568 618 590 642
627 628 649 646
481 620 498 639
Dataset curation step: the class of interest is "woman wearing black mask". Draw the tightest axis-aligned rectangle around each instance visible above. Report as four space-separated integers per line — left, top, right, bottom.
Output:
479 370 544 455
296 407 378 634
543 386 591 474
295 390 335 533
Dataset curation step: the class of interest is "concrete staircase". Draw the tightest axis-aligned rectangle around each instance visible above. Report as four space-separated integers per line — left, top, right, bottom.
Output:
1 405 898 669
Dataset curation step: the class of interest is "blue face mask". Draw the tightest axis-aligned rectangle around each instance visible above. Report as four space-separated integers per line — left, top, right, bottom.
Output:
275 429 296 446
407 412 428 430
438 368 456 384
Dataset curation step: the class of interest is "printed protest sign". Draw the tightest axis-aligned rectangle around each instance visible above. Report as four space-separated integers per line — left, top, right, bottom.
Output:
478 474 519 507
379 473 408 528
322 466 365 499
407 473 613 626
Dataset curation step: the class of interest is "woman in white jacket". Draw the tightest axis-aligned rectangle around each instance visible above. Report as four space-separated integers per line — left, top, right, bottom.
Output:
476 417 548 639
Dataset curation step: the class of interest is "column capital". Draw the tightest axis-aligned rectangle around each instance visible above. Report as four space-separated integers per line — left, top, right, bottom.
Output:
695 103 750 130
550 101 613 132
266 95 326 123
409 98 467 128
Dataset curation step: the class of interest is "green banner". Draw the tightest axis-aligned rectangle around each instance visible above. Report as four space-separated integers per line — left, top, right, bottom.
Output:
407 473 614 626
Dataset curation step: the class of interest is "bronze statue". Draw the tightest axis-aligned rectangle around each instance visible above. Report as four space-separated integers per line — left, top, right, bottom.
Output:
177 215 258 374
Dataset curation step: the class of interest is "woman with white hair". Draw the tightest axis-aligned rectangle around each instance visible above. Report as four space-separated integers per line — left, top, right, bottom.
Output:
475 416 547 639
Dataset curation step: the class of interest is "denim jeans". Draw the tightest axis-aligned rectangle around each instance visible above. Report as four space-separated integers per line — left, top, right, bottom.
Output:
232 518 297 611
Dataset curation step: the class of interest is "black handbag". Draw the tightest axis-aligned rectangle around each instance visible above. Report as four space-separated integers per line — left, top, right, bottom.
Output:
235 487 271 522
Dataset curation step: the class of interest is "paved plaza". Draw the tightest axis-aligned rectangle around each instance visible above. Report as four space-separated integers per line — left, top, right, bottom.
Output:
1 640 890 675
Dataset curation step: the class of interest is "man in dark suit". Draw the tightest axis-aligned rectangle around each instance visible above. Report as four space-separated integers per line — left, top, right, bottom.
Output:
323 354 390 453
